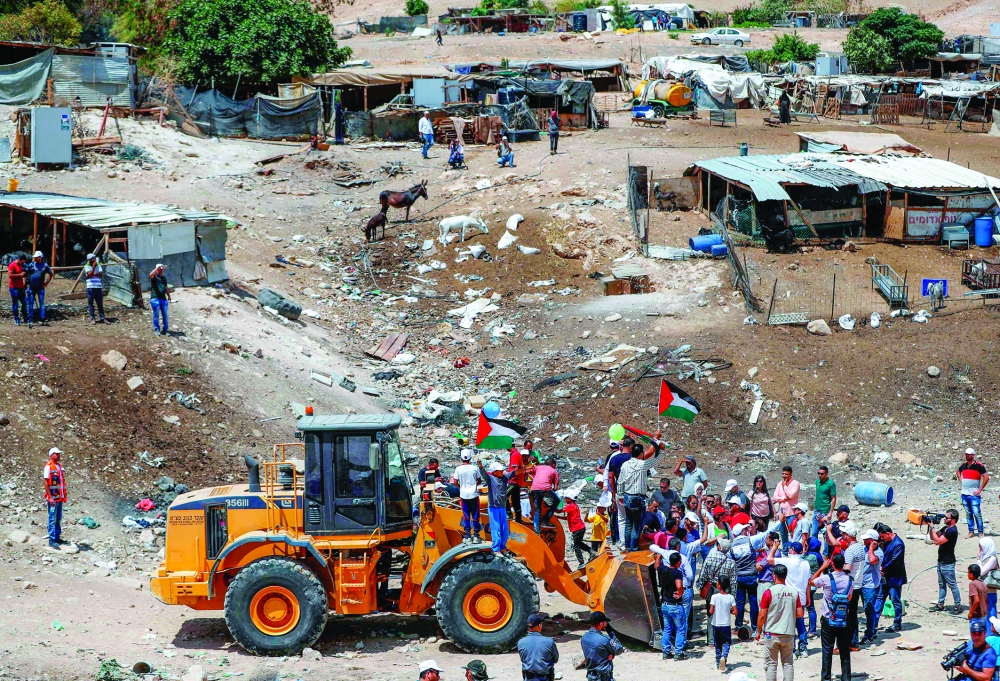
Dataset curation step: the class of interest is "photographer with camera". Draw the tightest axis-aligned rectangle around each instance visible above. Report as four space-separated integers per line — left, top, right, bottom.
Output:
929 510 964 613
943 621 996 681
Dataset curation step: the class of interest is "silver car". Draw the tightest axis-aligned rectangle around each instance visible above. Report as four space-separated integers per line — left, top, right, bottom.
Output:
690 28 751 47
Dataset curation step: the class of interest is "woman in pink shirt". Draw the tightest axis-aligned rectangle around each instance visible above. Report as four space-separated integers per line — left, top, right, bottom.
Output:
530 456 560 533
772 466 800 517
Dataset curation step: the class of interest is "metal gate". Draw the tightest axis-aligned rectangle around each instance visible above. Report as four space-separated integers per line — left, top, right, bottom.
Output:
104 262 141 308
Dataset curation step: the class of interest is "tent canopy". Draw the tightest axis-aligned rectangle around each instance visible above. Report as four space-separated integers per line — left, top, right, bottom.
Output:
308 66 459 87
795 131 923 156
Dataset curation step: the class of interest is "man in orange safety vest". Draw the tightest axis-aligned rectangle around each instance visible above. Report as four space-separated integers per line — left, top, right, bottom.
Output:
43 447 67 549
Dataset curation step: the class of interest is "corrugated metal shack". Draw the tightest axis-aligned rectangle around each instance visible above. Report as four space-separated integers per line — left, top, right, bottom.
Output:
0 191 230 294
685 152 1000 242
0 42 141 107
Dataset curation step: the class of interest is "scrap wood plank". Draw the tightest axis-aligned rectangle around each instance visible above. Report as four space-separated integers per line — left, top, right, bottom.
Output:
365 332 409 361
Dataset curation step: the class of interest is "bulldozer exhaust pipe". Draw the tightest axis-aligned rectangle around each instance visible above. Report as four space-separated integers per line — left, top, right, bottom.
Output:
244 454 261 493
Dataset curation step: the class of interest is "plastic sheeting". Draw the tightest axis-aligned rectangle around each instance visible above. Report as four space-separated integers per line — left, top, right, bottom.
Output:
0 48 53 105
642 54 750 80
172 87 321 138
697 71 765 107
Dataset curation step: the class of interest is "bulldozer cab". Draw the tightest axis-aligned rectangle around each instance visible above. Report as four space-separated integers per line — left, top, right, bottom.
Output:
298 414 413 536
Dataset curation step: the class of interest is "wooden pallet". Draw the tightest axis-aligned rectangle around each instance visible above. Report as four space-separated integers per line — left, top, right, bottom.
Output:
365 333 409 361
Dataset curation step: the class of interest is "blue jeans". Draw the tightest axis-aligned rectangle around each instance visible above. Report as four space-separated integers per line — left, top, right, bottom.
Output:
874 583 903 628
87 288 106 321
9 288 27 324
47 501 62 542
807 588 818 633
989 591 997 622
622 493 646 551
714 625 732 662
488 506 508 552
796 617 807 651
497 152 514 167
861 586 879 640
735 574 759 628
661 603 687 654
963 494 984 534
151 297 168 333
460 497 481 535
421 133 433 158
938 563 961 606
682 586 694 638
27 288 44 321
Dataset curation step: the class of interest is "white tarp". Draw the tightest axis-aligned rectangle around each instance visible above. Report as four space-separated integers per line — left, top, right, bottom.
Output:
919 79 1000 98
598 3 695 28
699 71 766 106
642 56 724 80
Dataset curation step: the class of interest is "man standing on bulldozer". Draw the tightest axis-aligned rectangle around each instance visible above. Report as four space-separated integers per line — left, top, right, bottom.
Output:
453 450 483 543
479 460 516 554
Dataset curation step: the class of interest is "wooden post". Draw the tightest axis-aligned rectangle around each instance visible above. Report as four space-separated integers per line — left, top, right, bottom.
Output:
787 195 820 237
61 221 66 263
31 212 37 253
830 273 836 320
50 219 56 265
938 196 950 242
363 86 368 112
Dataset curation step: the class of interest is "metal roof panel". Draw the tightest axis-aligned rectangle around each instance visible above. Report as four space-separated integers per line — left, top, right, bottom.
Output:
0 191 228 229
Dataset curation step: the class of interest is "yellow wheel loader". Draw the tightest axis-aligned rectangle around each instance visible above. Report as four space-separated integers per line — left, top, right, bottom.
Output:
151 414 662 655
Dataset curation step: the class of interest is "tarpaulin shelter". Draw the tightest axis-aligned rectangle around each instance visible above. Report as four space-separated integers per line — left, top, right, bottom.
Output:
448 59 628 91
170 87 322 139
488 76 599 128
595 3 695 29
305 65 463 110
0 42 139 107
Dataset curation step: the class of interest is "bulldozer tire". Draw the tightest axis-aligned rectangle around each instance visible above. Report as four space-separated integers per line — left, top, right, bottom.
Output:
224 557 328 656
435 553 538 654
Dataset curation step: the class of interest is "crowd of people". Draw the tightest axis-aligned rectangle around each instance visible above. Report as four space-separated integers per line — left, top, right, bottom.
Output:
416 436 1000 681
6 253 174 333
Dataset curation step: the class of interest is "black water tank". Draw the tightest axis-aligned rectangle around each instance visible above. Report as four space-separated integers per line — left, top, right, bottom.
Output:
572 13 587 31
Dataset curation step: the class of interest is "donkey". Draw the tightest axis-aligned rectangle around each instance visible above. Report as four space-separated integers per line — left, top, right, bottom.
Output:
379 180 428 222
364 210 387 243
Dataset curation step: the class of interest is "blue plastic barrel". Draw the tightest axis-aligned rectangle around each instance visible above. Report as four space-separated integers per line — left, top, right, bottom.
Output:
690 233 723 252
711 243 728 257
975 216 994 247
854 481 894 507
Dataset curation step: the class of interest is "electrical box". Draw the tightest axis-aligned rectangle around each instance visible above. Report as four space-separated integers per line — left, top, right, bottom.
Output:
30 107 72 168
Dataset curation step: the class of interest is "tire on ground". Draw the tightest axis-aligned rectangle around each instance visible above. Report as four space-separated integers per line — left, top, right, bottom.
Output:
224 557 328 656
257 288 302 321
435 553 539 654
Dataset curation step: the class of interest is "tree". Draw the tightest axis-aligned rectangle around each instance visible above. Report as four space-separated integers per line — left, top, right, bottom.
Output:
0 0 81 46
163 0 351 84
859 7 943 62
842 26 893 73
404 0 428 15
608 0 633 29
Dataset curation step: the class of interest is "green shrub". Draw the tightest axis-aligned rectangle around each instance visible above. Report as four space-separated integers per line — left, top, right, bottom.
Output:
405 0 428 15
608 0 634 28
732 20 770 28
668 31 678 39
0 0 81 46
771 32 820 61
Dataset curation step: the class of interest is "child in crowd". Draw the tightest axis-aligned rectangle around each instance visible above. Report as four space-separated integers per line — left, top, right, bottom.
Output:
558 492 593 568
709 575 737 672
587 505 608 553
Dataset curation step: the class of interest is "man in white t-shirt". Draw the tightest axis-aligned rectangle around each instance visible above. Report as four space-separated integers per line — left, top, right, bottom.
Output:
769 540 813 657
451 450 483 543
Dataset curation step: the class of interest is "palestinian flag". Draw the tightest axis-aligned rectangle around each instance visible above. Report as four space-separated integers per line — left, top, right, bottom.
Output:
475 411 527 450
658 379 701 423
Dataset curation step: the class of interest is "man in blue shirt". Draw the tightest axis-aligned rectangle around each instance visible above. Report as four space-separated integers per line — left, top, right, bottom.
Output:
580 611 625 681
956 620 997 681
26 251 52 324
874 523 907 633
517 613 558 681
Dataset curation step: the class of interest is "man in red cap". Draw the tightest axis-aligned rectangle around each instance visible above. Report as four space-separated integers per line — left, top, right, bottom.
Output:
43 447 67 549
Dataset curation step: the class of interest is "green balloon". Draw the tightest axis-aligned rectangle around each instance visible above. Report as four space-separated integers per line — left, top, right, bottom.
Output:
608 424 626 441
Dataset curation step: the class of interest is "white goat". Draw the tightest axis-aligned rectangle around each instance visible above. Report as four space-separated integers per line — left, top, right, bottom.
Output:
439 215 488 244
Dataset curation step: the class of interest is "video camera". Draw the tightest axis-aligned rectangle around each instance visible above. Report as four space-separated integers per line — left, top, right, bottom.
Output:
941 642 968 677
922 513 946 525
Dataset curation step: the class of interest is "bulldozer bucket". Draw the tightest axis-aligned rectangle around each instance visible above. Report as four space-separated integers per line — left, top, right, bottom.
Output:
595 553 661 647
